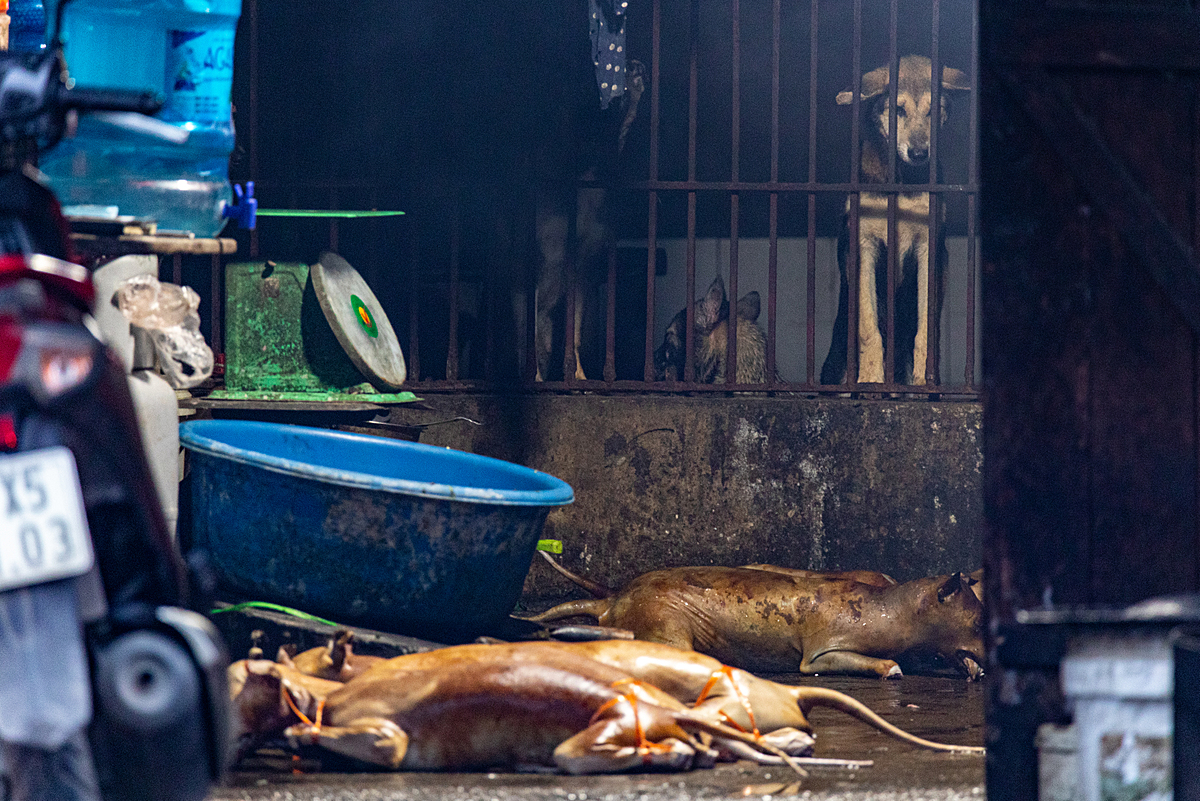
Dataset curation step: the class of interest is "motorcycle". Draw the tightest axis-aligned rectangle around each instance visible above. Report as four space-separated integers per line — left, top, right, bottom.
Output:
0 6 231 801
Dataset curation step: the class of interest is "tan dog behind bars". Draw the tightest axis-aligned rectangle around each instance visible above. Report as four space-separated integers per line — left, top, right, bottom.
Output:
821 55 970 386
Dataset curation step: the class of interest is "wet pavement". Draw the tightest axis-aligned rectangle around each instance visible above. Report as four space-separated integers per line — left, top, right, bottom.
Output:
211 675 984 801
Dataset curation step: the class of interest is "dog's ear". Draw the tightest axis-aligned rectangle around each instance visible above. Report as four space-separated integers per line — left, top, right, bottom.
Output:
940 65 971 92
737 291 761 322
937 572 968 603
695 276 727 330
837 63 891 105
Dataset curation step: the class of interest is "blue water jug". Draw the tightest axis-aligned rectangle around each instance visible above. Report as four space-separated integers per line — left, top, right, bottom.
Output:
39 0 242 237
8 0 46 53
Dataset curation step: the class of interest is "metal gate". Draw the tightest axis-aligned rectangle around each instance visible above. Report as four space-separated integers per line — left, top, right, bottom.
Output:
232 0 978 397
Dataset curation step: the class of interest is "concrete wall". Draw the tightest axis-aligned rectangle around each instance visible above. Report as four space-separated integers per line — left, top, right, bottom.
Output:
405 394 983 612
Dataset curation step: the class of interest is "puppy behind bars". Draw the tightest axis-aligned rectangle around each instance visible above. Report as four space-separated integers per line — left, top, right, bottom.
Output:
821 55 970 386
654 276 767 385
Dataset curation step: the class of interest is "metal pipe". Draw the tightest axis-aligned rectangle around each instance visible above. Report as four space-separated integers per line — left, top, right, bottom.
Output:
885 1 900 385
727 0 741 385
847 0 863 386
644 0 662 383
684 0 699 386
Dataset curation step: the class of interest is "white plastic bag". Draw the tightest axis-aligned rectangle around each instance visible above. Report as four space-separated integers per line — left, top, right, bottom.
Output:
114 274 214 388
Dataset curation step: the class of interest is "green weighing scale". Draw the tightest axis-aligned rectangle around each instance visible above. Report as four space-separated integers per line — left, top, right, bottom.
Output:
210 209 417 405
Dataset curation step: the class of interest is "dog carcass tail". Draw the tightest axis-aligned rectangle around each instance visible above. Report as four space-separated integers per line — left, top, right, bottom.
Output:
539 551 612 598
793 686 985 754
520 597 613 624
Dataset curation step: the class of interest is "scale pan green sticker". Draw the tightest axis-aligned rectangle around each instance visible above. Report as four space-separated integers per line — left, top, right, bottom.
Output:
350 294 379 338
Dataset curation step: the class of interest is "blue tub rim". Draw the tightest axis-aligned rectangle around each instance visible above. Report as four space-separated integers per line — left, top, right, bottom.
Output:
179 420 574 507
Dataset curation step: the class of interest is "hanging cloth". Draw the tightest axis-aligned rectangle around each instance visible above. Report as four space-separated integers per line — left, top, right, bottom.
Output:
590 0 628 109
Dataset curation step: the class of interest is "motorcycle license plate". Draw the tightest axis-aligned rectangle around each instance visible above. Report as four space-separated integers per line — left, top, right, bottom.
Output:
0 447 94 592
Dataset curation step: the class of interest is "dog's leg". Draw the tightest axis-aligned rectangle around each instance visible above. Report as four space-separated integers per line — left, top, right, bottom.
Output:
572 283 586 380
856 233 885 384
535 206 569 382
911 235 931 386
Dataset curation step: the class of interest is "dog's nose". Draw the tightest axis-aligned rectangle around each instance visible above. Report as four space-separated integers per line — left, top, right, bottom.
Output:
908 147 929 164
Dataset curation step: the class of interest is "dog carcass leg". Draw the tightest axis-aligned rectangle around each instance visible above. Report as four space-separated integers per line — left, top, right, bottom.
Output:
801 650 903 679
553 710 695 774
284 718 410 769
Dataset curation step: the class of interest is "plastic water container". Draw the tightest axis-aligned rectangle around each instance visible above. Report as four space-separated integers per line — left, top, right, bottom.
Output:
8 0 45 53
39 0 242 236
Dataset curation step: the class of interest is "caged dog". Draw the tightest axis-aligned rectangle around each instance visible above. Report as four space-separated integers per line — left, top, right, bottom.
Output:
533 61 645 382
820 55 970 386
654 275 767 385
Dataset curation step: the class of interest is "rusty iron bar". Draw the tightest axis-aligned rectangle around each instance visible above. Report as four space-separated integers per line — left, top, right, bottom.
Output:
726 0 741 386
595 179 976 192
326 187 339 253
764 0 781 391
562 190 580 386
1196 82 1200 589
846 0 863 387
965 192 977 387
729 194 740 385
524 179 538 384
885 0 899 386
684 0 699 386
768 193 779 390
493 378 974 396
446 205 460 382
258 173 969 193
210 253 221 355
643 0 662 384
604 244 617 383
246 0 260 259
805 0 818 385
964 4 979 389
247 0 259 186
484 241 497 386
407 223 421 382
645 193 660 382
925 0 942 387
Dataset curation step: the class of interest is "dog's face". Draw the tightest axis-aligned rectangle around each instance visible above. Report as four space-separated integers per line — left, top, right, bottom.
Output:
653 277 728 381
837 55 970 167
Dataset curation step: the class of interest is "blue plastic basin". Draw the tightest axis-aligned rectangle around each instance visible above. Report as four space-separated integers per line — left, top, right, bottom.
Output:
179 420 573 638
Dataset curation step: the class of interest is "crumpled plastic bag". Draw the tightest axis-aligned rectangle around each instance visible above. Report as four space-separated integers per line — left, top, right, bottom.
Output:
114 274 213 389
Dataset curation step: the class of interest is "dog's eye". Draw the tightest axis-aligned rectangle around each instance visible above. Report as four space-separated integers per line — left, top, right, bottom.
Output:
895 106 906 119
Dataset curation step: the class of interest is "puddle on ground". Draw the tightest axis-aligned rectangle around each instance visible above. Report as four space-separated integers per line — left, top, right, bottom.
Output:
767 673 985 794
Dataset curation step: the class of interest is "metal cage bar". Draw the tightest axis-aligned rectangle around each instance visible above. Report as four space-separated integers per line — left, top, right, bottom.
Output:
726 0 741 386
805 0 817 386
885 0 900 386
683 0 700 386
